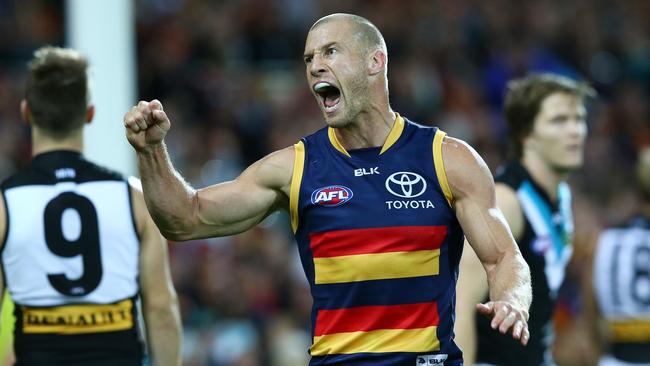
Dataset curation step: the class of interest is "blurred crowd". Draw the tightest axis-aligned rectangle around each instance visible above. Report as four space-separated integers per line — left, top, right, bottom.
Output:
0 0 649 365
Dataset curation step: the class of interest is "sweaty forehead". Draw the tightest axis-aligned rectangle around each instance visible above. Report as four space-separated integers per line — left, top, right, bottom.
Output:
305 20 356 49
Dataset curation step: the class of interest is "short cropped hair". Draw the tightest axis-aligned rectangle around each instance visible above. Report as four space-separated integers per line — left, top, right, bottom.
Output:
310 13 387 54
504 73 595 159
25 46 89 136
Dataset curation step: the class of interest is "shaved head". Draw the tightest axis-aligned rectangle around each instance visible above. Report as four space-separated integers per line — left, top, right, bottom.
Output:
310 13 387 55
304 13 391 128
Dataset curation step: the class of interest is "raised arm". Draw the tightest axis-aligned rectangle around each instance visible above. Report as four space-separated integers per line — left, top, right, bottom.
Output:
130 181 182 366
124 100 293 241
443 136 532 346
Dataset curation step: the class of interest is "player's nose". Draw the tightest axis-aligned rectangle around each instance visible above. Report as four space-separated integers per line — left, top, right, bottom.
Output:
309 55 327 77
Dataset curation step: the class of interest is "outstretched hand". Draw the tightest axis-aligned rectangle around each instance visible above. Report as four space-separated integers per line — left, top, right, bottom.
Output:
124 100 171 153
477 301 530 346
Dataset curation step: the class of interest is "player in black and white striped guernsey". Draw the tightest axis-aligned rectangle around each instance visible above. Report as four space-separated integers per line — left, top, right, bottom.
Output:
0 46 181 366
584 148 650 366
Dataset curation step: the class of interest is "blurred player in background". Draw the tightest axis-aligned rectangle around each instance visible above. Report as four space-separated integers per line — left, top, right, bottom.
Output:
456 73 594 366
0 46 182 366
124 13 531 365
582 147 650 366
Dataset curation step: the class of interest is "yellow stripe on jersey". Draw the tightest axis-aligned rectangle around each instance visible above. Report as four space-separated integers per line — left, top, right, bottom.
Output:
22 299 134 334
313 249 440 284
290 141 306 233
311 326 439 355
328 113 405 157
327 128 351 157
610 319 650 342
379 114 405 154
433 129 453 207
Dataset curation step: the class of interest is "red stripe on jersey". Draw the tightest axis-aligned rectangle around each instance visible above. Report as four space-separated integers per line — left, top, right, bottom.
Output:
309 226 447 258
313 301 439 336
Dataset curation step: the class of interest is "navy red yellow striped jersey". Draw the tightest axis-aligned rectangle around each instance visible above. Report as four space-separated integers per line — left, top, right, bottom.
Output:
291 114 465 366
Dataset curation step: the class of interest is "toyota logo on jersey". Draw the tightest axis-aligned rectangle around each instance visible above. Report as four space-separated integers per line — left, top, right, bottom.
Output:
311 185 353 206
385 172 427 198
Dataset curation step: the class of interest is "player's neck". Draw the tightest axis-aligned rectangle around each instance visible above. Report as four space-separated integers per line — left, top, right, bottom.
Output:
335 107 396 150
521 154 570 202
31 127 84 156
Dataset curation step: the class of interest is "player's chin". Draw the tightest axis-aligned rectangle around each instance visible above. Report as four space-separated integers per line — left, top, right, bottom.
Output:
323 110 350 128
559 157 584 171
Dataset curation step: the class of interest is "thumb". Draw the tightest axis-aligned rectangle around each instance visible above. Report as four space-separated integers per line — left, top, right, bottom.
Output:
151 109 169 124
476 302 494 316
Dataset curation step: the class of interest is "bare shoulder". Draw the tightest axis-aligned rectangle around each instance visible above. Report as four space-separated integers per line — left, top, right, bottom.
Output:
441 136 494 200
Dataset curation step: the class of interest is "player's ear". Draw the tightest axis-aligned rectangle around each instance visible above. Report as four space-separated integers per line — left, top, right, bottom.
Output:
85 104 95 124
368 49 386 76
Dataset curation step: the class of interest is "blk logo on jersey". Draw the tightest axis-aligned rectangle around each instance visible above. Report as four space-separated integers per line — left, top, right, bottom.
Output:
311 185 353 207
416 354 447 365
354 167 380 176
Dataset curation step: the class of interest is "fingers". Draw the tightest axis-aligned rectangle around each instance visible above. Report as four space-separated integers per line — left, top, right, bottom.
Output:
511 320 530 345
152 109 169 124
490 303 510 329
476 302 493 316
124 100 163 133
521 325 530 346
149 99 163 111
499 311 517 333
124 105 147 133
480 301 530 345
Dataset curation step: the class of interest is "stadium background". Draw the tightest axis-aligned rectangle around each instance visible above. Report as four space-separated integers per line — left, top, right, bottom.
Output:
0 0 648 365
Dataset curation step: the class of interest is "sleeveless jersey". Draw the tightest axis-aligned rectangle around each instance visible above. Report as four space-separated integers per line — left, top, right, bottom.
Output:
594 216 650 364
291 115 465 366
0 151 143 365
475 161 573 366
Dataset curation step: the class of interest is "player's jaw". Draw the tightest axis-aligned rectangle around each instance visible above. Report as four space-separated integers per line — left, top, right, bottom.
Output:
559 141 585 170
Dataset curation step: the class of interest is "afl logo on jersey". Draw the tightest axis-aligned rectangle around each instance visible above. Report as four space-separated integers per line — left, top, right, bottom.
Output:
311 185 353 207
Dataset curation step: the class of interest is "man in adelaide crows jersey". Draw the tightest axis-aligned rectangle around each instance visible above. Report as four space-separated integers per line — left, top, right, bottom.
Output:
456 74 594 366
580 148 650 366
124 13 532 366
0 47 182 365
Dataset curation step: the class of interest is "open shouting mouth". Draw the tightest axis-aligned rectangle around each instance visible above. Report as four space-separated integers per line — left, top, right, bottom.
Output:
314 81 341 113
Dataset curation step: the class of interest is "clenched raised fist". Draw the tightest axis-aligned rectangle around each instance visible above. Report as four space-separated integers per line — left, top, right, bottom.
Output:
124 99 171 153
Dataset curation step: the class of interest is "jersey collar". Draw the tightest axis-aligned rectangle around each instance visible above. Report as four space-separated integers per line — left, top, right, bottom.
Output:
327 113 405 157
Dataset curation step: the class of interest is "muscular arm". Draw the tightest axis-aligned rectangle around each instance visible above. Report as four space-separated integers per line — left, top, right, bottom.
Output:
455 178 526 362
443 137 532 345
130 182 182 366
125 100 293 241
